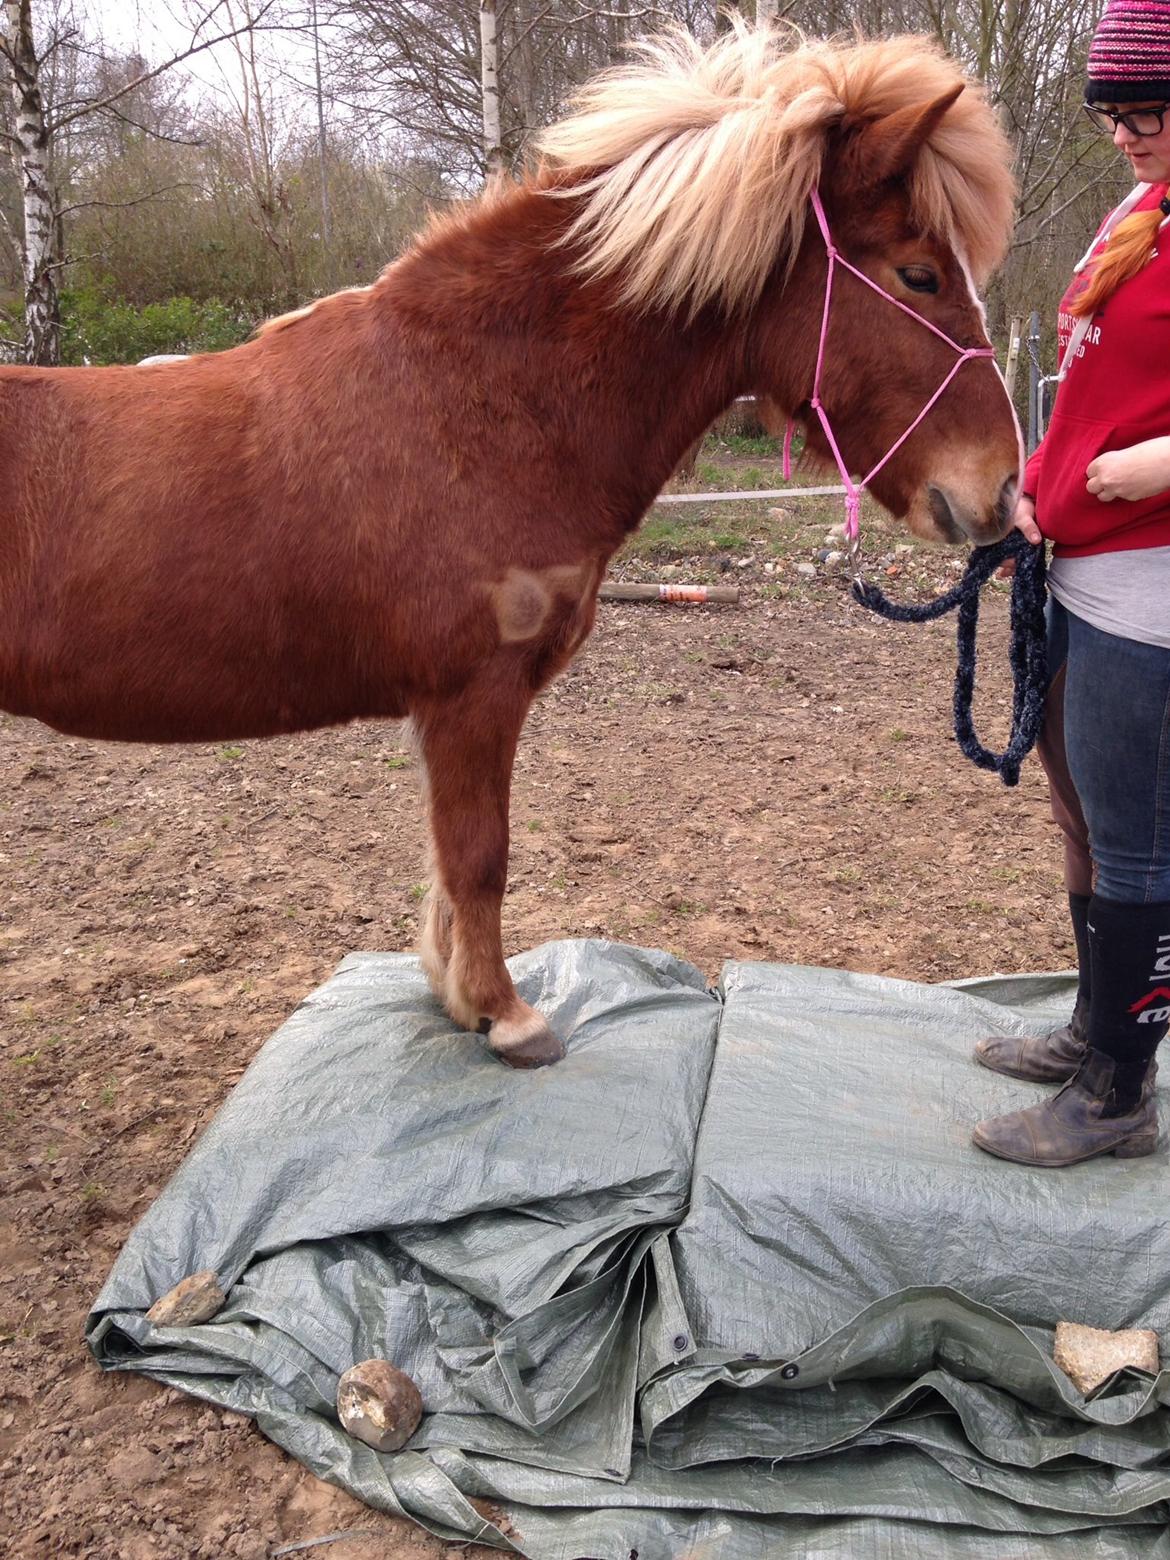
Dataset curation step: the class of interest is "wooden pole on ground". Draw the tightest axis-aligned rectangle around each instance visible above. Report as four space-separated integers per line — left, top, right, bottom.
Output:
600 582 740 604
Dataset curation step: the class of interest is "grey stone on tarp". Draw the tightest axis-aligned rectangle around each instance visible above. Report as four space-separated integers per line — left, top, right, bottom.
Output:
146 1270 225 1327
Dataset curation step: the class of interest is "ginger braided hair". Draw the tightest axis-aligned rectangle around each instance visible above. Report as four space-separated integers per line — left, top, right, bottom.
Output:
1071 198 1167 317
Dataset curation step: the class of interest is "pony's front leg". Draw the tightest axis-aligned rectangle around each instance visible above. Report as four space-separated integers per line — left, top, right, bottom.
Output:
413 678 564 1068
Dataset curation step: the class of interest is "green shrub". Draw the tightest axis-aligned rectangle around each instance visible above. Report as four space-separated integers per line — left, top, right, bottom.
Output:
60 286 254 365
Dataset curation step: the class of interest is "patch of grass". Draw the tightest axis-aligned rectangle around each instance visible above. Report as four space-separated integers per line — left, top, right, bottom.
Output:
10 1050 40 1067
217 744 244 761
383 755 410 770
99 1080 116 1106
719 432 780 456
877 785 917 804
526 819 542 833
692 463 777 491
831 866 862 884
888 728 911 743
81 1180 105 1201
637 680 684 703
965 898 999 915
410 882 428 902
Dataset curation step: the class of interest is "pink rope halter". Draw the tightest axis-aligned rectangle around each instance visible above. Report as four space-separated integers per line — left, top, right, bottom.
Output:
782 188 996 570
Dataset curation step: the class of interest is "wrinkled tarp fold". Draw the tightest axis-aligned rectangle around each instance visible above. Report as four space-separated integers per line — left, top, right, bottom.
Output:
88 941 1170 1556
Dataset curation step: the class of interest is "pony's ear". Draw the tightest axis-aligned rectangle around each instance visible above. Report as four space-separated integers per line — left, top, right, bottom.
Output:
855 85 965 183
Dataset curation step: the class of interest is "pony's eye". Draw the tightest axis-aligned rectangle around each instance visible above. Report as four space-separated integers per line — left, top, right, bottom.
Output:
897 265 939 294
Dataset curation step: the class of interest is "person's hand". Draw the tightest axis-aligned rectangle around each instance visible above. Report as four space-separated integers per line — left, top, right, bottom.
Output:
1086 436 1170 502
1011 492 1041 544
996 493 1040 577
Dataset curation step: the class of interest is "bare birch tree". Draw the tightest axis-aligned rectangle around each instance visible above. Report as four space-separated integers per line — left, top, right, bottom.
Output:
0 0 283 363
324 0 707 186
480 0 504 174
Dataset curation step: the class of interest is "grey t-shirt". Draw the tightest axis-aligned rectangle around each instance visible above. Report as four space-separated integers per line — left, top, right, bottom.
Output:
1048 545 1170 649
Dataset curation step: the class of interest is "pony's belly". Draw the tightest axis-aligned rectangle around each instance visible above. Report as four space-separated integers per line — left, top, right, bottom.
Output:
0 669 410 744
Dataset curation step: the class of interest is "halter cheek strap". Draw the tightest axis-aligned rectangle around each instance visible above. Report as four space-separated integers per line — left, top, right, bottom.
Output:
783 188 996 571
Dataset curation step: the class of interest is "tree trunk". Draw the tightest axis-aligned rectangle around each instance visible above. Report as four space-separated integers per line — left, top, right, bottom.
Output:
4 0 60 365
480 0 505 177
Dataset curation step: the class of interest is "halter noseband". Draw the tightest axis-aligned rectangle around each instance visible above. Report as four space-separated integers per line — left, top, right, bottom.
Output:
782 187 997 574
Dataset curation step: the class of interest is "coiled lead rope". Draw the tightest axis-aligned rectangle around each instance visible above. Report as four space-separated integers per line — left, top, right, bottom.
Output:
852 530 1047 787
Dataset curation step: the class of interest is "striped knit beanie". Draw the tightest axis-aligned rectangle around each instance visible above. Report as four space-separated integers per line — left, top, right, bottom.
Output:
1086 0 1170 102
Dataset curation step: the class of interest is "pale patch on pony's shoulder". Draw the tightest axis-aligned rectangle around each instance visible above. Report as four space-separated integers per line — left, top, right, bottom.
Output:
257 283 374 337
487 562 595 644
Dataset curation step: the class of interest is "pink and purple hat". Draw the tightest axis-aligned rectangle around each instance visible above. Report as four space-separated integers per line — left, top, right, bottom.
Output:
1086 0 1170 102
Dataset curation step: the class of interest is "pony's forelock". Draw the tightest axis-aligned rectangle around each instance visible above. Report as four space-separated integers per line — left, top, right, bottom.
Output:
533 22 1015 316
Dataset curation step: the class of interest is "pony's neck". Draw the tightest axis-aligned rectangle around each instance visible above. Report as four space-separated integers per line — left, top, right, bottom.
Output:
381 184 770 528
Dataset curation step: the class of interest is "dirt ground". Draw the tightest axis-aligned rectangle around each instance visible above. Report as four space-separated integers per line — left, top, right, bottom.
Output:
0 489 1071 1558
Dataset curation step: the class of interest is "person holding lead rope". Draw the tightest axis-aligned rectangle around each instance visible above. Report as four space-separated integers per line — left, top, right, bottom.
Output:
972 0 1170 1166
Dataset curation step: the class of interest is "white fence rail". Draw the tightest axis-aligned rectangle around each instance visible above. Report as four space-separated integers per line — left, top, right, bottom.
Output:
654 484 847 505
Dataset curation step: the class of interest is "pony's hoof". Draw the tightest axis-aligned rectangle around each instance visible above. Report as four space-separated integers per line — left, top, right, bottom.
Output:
490 1013 565 1069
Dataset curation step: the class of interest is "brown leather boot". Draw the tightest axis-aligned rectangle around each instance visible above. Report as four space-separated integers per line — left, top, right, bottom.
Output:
972 1050 1159 1167
973 996 1087 1083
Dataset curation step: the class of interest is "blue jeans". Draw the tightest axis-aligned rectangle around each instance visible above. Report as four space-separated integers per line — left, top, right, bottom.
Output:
1050 599 1170 902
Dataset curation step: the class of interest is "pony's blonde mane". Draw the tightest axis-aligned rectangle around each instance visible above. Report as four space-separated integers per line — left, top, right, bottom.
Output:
536 23 1014 316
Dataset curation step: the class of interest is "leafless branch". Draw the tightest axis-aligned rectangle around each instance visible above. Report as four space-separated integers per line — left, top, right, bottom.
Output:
56 183 197 220
48 0 287 133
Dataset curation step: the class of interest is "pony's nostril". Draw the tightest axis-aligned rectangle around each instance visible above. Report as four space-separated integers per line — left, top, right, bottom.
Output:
996 477 1018 532
926 484 964 543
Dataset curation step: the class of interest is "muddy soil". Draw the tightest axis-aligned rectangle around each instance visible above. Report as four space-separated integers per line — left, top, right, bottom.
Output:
1 536 1068 1559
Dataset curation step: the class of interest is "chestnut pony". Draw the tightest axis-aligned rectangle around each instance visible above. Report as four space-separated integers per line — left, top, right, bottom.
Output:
0 26 1019 1067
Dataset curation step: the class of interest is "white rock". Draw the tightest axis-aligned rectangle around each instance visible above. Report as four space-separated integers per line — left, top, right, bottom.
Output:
337 1359 423 1453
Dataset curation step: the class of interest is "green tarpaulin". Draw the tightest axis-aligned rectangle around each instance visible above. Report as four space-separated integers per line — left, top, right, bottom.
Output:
87 942 1170 1556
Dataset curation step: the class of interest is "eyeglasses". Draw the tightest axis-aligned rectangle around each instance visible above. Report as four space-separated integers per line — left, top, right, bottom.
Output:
1083 102 1170 136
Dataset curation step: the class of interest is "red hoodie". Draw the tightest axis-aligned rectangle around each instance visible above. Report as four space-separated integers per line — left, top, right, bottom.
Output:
1025 183 1170 557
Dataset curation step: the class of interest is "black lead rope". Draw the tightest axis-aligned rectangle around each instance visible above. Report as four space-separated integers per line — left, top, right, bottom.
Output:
852 530 1048 787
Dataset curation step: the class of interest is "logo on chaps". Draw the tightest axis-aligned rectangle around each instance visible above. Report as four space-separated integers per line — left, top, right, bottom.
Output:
1130 932 1170 1024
